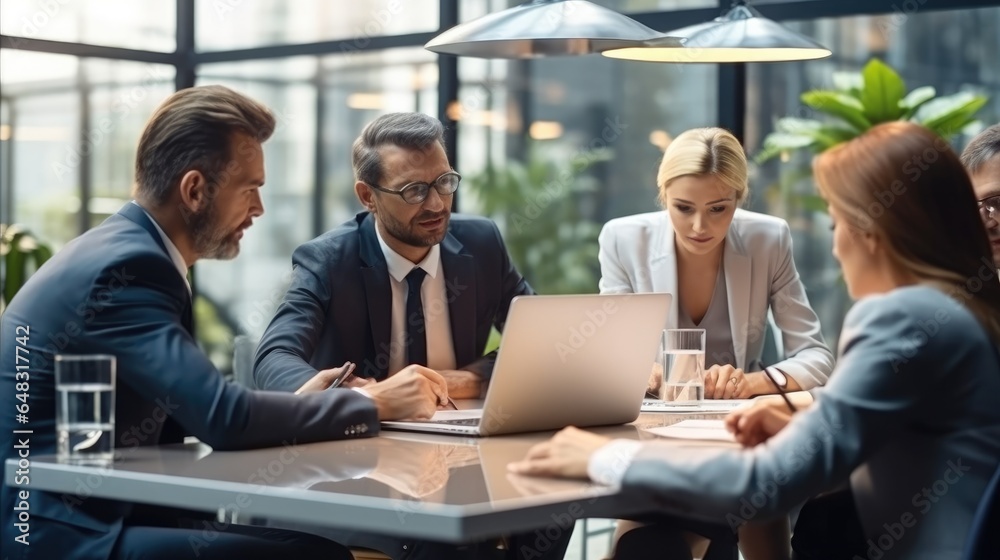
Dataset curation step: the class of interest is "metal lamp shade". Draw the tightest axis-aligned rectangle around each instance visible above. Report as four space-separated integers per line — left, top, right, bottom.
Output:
602 4 831 63
425 0 682 59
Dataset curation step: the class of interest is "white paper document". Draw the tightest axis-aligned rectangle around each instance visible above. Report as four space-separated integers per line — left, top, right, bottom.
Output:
644 419 736 442
641 399 753 413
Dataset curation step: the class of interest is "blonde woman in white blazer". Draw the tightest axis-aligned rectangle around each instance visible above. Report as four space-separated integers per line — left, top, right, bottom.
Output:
599 127 834 399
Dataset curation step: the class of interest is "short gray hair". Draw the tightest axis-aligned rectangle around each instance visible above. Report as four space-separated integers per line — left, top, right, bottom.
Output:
961 123 1000 174
351 112 446 186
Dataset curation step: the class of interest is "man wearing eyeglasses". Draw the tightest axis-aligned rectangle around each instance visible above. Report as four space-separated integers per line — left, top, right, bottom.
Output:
961 123 1000 270
253 113 561 559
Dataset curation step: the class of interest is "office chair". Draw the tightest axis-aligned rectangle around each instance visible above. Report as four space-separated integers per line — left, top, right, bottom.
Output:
231 334 258 389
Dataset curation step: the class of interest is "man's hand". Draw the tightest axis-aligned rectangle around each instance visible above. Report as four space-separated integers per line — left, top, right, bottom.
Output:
366 365 449 420
436 369 482 399
724 399 794 447
295 362 355 395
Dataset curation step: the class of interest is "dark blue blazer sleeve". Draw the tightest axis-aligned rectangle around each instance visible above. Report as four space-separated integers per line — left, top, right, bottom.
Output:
92 251 376 450
253 241 335 392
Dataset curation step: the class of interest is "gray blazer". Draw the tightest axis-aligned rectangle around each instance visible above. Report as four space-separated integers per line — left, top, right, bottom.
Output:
622 286 1000 560
598 209 834 388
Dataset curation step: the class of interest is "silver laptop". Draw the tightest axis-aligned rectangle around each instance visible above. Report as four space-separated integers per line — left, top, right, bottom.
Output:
381 293 671 437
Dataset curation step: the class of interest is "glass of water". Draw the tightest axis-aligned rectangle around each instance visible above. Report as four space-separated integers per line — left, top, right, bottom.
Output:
55 355 116 464
659 329 705 404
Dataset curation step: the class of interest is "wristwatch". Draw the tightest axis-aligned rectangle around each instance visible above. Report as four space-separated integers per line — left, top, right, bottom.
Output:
764 366 788 388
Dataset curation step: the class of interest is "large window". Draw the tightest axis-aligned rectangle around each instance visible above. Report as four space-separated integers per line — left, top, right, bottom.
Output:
0 0 175 51
0 50 174 248
195 0 440 51
2 0 999 381
457 56 717 295
745 6 1000 340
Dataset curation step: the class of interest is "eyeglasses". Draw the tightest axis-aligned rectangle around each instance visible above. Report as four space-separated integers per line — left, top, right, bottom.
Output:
979 194 1000 222
367 171 461 204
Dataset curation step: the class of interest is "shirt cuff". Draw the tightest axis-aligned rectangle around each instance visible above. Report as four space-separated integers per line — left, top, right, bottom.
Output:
352 387 372 399
587 439 643 486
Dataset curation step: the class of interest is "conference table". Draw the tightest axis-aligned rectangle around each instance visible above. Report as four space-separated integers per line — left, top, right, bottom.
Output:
4 408 736 546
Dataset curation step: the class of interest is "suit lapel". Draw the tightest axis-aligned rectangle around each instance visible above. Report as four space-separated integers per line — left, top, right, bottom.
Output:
440 233 476 368
359 215 392 379
181 299 194 336
650 212 679 330
724 224 752 370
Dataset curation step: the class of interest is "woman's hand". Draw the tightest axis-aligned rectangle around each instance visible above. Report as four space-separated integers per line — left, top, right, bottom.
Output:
704 365 780 399
647 362 663 396
508 427 611 479
705 364 749 399
724 399 794 447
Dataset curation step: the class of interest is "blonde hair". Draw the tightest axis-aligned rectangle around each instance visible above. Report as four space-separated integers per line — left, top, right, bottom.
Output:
814 122 1000 344
657 127 749 207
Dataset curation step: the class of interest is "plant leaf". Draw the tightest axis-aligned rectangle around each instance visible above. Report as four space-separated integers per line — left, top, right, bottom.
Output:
831 71 863 98
801 91 872 132
860 58 906 123
754 132 817 163
774 118 858 151
916 92 989 139
899 86 936 120
795 194 829 213
3 232 26 305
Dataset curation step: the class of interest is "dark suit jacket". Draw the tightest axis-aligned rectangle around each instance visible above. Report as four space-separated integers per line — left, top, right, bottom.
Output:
254 212 533 392
0 204 378 560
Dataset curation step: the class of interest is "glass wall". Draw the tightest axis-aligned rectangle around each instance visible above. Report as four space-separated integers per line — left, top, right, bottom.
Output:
2 0 998 381
0 50 174 248
745 7 1000 340
457 55 717 295
0 0 175 51
195 0 439 51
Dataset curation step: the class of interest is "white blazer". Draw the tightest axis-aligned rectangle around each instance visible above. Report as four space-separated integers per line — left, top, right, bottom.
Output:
598 209 834 389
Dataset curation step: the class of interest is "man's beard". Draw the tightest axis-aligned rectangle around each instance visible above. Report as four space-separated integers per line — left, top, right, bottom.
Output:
188 203 241 260
379 208 450 248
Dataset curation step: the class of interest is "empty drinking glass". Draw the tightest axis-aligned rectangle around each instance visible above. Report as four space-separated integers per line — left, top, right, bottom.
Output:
659 329 705 404
55 354 116 464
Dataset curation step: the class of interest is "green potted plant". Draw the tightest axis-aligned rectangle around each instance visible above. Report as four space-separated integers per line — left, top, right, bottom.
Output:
466 143 605 296
1 224 53 313
756 58 989 165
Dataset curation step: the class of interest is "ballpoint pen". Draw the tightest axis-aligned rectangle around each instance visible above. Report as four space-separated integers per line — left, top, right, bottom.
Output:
328 362 356 390
445 397 459 410
762 366 798 413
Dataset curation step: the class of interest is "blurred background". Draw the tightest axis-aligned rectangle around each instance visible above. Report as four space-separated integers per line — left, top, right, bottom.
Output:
2 0 998 377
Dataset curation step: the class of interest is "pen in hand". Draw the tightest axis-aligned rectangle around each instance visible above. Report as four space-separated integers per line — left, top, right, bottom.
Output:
328 362 357 390
762 367 798 413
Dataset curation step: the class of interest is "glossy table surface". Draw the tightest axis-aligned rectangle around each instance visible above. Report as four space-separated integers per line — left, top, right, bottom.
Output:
5 408 734 542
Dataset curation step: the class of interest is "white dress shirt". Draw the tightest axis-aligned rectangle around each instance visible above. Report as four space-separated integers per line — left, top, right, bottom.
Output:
375 226 457 376
588 440 642 486
133 201 190 293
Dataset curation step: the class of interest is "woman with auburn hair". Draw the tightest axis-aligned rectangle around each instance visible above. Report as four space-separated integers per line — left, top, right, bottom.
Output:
599 127 834 400
510 122 1000 560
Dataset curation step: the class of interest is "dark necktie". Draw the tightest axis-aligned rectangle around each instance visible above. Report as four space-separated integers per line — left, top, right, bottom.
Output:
405 267 428 366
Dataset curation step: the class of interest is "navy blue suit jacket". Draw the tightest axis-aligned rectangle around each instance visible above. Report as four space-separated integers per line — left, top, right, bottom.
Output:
253 212 532 392
0 204 378 560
